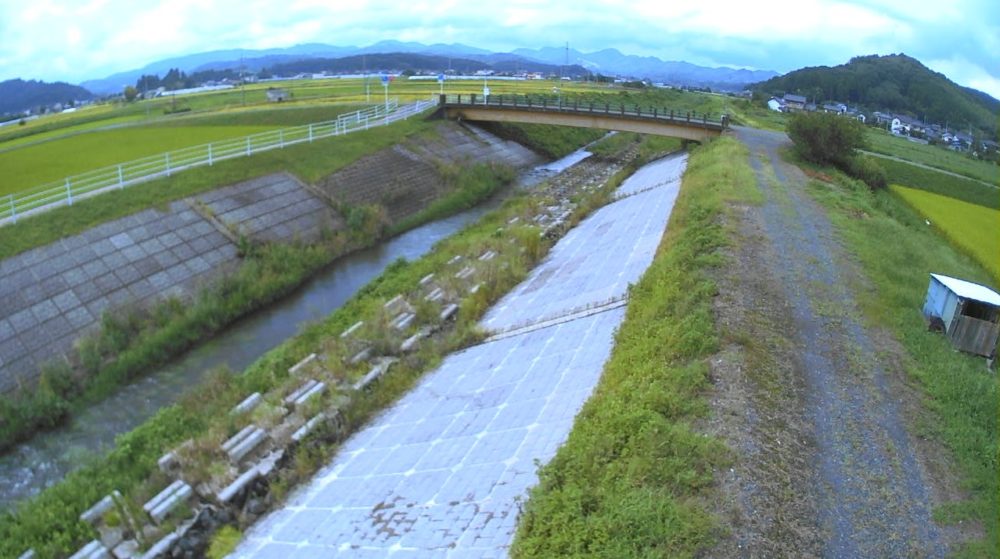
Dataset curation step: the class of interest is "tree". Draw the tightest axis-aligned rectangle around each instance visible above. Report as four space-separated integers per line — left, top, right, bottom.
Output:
786 111 865 167
123 85 138 102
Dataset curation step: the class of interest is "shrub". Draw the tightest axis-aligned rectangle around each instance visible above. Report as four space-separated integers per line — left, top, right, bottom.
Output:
847 155 888 190
787 111 866 168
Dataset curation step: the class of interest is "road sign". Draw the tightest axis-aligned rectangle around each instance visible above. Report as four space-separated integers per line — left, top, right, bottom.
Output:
380 74 390 85
437 73 445 83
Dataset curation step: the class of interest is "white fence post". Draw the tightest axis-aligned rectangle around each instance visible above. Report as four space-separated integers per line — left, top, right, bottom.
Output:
165 153 171 177
8 194 15 223
118 165 124 189
65 178 73 206
309 124 314 142
208 144 213 166
246 137 251 156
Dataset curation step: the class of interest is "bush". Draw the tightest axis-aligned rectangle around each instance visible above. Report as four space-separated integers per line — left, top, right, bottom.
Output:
787 112 866 168
847 155 888 190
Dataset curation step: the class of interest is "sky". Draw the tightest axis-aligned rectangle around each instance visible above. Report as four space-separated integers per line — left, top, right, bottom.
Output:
1 0 998 98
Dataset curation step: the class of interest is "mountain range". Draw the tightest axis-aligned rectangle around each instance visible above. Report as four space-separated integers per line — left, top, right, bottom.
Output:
78 41 779 95
0 79 93 117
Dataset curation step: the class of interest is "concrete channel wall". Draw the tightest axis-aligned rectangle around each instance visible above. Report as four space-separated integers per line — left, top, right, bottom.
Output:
0 124 541 395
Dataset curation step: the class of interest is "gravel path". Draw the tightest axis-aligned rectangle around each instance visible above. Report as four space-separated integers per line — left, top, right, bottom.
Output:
718 127 948 558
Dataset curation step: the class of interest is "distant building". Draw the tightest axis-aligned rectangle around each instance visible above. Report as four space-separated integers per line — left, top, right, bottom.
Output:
266 88 290 102
767 97 785 112
923 273 1000 358
783 93 807 111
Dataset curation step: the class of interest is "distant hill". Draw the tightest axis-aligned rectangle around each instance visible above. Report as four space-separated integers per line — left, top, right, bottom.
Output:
264 52 587 78
752 54 999 136
0 79 93 116
513 46 779 90
80 41 779 94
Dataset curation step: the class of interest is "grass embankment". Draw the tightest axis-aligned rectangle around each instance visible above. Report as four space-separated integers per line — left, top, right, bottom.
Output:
0 133 640 557
805 173 998 557
511 136 756 557
0 118 429 261
878 157 999 209
865 130 1000 186
478 122 606 159
891 185 1000 285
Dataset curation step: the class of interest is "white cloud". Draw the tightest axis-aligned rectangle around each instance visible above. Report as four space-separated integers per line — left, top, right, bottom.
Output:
0 0 996 99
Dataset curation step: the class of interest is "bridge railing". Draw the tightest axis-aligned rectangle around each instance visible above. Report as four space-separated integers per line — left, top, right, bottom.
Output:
2 96 439 227
439 93 728 130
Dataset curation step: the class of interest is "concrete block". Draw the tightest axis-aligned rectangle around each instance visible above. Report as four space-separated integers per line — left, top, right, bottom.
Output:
349 347 372 365
68 539 111 559
424 287 444 302
507 216 520 225
231 392 262 415
400 330 430 353
419 273 435 286
157 452 178 474
284 379 325 408
455 266 474 280
111 539 139 559
440 304 459 322
469 283 482 295
478 250 497 262
340 321 363 339
17 550 36 559
80 490 121 525
217 467 261 504
143 480 193 524
140 533 179 559
392 312 415 331
447 255 463 265
291 413 327 443
288 353 317 375
222 426 267 464
383 294 408 315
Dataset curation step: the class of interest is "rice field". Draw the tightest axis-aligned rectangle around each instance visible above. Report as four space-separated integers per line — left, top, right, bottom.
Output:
891 184 1000 284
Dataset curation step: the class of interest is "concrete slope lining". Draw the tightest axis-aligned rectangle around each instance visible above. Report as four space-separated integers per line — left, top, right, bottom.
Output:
230 153 688 557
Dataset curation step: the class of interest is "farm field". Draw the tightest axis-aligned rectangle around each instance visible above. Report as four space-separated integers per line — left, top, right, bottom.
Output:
0 124 277 196
865 129 999 186
891 184 1000 284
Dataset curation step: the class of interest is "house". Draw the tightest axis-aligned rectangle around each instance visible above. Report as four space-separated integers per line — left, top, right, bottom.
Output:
767 97 785 112
266 88 290 102
873 111 893 125
822 103 847 114
923 273 1000 358
783 93 807 111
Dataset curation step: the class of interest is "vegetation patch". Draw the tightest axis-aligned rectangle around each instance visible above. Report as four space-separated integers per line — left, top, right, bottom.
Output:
786 111 887 189
891 185 1000 285
865 130 999 186
0 118 430 260
805 172 998 557
477 121 606 158
878 157 999 209
511 137 754 557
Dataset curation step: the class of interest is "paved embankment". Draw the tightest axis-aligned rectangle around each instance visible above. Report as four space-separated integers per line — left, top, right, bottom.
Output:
0 124 542 395
230 154 688 557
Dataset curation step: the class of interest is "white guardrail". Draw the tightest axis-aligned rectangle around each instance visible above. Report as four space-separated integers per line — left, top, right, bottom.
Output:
1 97 440 227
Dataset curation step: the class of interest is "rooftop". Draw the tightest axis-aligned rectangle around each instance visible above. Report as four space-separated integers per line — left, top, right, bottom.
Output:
931 273 1000 306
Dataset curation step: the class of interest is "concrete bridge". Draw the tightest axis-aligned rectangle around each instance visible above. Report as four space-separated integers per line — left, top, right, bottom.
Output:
435 94 728 142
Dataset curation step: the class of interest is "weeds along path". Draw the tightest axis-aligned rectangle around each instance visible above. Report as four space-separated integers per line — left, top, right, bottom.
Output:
718 127 948 557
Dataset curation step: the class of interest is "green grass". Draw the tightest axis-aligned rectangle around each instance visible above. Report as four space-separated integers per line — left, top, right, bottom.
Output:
865 129 1000 186
805 174 998 558
511 136 757 558
876 157 999 209
891 185 1000 285
0 118 431 260
0 124 279 194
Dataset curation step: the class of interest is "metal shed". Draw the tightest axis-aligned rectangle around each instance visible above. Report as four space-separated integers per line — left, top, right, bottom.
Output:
922 273 1000 358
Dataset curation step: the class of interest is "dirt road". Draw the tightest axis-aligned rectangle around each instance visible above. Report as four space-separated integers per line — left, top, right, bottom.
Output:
706 127 951 558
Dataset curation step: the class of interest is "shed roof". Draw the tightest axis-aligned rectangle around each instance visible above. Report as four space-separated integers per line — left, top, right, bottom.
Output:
931 273 1000 306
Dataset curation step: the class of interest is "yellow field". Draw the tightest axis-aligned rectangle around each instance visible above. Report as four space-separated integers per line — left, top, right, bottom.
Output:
891 184 1000 283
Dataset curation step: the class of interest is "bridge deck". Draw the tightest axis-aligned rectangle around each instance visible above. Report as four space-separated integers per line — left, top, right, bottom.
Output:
438 94 727 142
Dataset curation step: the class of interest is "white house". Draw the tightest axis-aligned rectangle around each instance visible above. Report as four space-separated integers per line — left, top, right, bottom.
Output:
767 97 785 112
